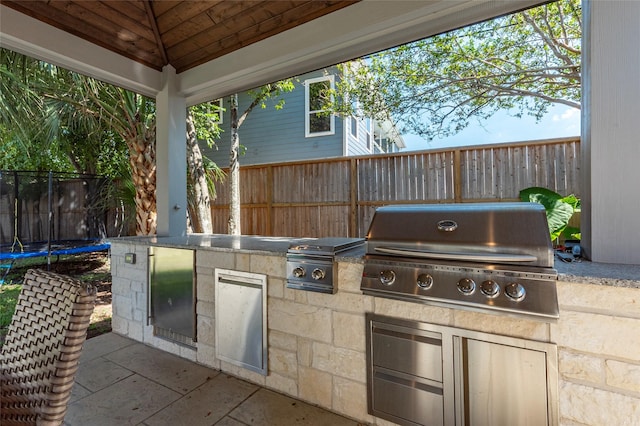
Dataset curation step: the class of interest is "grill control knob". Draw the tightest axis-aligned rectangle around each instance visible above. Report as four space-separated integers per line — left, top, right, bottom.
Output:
379 270 396 286
293 266 306 278
312 268 326 280
457 278 476 295
480 280 500 298
505 282 526 301
417 274 434 289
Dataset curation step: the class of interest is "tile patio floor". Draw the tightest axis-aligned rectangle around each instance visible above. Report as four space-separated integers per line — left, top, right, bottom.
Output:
65 333 365 426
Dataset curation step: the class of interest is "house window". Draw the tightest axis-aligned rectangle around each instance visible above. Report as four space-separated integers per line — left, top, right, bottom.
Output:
305 76 334 137
212 98 223 124
350 117 358 138
364 117 372 151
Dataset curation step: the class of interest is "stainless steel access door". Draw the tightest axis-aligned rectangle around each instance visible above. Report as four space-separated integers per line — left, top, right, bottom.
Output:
215 268 267 375
454 336 555 426
149 247 195 343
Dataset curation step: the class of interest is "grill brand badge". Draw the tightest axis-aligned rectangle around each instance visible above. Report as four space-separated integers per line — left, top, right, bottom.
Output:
437 220 458 232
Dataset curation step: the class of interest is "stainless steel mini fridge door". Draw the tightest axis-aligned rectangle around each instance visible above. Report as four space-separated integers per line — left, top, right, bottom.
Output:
149 247 195 342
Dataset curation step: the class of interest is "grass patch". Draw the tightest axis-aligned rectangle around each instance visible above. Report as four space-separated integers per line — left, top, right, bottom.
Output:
87 318 112 339
0 284 21 328
0 252 112 347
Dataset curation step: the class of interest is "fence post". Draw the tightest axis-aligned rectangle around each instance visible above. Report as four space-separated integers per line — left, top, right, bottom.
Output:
267 165 273 236
350 158 358 237
454 149 462 203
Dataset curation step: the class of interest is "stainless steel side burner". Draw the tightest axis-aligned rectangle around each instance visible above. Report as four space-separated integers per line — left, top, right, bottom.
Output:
361 203 559 320
286 238 364 294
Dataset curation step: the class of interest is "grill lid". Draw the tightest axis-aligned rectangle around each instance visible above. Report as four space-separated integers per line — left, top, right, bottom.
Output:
288 237 365 256
365 203 554 268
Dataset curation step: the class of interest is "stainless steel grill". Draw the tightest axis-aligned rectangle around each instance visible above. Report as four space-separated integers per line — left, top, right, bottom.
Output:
361 203 559 320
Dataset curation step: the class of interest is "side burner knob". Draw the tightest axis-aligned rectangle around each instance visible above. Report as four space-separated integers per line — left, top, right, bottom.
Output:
417 274 434 289
505 282 526 301
379 270 396 286
457 278 476 295
312 268 326 280
293 267 306 278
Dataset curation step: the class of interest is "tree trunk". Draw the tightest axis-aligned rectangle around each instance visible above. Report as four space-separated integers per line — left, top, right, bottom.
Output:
186 112 212 233
127 131 157 235
228 93 241 235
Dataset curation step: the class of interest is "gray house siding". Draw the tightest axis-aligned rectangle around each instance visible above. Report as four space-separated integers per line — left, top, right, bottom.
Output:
200 68 394 167
346 118 374 157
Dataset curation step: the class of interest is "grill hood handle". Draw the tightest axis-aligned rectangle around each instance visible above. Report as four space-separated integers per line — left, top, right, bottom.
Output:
374 246 538 263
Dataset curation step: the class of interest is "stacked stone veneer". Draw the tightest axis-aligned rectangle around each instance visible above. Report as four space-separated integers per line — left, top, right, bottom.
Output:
553 281 640 425
110 241 640 425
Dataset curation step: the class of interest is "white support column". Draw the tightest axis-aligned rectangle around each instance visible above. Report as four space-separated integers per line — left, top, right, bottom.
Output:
156 65 187 237
582 1 640 264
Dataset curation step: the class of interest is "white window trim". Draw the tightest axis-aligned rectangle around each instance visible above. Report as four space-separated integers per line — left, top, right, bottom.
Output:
305 75 335 137
213 98 223 124
350 99 361 141
350 116 359 140
364 117 373 152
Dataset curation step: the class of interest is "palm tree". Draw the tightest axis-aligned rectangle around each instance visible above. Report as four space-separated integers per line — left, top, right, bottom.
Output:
44 74 158 235
2 48 227 236
2 49 157 235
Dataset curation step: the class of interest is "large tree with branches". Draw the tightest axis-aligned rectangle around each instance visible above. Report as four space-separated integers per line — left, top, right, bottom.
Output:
226 80 295 235
334 0 581 141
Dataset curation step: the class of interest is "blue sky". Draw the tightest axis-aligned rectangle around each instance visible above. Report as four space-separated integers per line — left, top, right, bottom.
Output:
401 104 581 151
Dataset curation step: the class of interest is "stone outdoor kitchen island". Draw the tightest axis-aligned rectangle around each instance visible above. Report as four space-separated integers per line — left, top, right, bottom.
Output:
109 235 640 426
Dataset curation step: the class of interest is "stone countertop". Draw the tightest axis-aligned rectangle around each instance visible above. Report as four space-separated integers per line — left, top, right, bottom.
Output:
554 255 640 288
109 234 367 258
109 235 640 288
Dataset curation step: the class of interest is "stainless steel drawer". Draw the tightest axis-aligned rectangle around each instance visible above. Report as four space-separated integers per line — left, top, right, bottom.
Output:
372 367 444 426
371 322 443 382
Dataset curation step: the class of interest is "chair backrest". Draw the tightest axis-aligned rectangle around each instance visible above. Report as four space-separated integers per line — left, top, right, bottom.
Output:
1 269 96 425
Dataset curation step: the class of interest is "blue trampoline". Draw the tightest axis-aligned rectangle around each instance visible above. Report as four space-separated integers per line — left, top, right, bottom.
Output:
1 171 122 284
0 240 110 284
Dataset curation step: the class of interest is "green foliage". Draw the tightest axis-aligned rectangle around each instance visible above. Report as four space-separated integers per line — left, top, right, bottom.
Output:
190 101 223 148
333 0 581 141
0 48 132 178
234 78 297 129
520 186 580 242
0 124 73 171
247 79 296 111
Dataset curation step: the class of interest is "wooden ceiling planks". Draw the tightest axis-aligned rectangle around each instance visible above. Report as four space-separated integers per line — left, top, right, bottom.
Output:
149 0 183 17
157 1 256 51
167 1 296 70
2 0 163 68
169 1 355 71
0 0 360 72
154 1 224 32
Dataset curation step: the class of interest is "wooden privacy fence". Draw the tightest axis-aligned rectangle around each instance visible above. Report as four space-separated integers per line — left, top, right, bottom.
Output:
211 137 580 238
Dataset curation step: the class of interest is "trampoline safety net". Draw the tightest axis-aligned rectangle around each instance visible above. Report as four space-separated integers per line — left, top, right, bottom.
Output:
0 170 132 248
